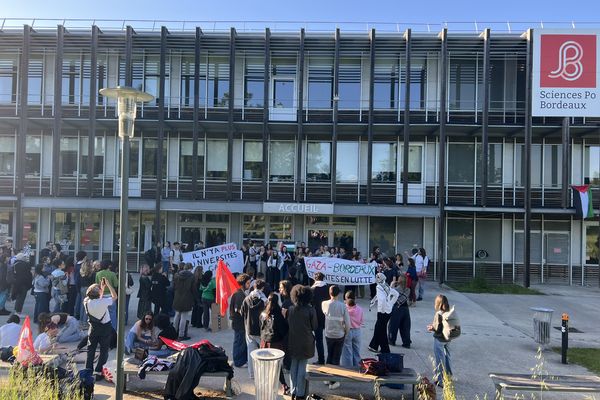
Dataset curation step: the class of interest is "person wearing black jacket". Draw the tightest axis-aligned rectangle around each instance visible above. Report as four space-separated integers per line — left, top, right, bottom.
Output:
137 264 152 320
260 292 289 395
0 256 10 315
12 253 32 315
240 279 266 379
229 273 251 368
150 264 170 315
310 272 329 365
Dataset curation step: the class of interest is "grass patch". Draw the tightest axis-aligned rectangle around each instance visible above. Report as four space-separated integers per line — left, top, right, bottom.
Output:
552 347 600 375
450 277 542 294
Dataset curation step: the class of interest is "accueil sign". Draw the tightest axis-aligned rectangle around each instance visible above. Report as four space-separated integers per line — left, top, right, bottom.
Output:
262 202 334 215
533 30 600 117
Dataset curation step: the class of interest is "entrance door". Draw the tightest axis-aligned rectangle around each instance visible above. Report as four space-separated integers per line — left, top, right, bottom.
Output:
543 232 569 284
307 228 356 252
397 144 425 204
114 139 142 197
270 77 296 121
180 226 228 249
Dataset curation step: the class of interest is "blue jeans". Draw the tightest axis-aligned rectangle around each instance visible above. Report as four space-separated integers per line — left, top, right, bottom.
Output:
162 261 170 275
125 331 152 354
107 297 117 330
418 279 425 299
280 263 288 281
52 288 63 313
314 327 325 363
58 317 83 343
232 329 247 367
341 328 361 368
149 348 175 357
0 289 8 310
125 295 131 325
289 358 308 397
78 287 88 323
34 292 50 322
433 338 452 382
74 290 82 320
246 334 261 379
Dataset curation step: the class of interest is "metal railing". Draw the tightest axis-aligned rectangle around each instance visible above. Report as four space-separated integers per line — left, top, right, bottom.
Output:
1 18 599 34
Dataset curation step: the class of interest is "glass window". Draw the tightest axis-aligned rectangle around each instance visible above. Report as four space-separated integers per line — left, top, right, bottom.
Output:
80 211 101 257
114 211 139 252
0 211 13 244
208 56 229 107
54 211 77 255
400 145 422 183
585 225 599 265
308 56 333 109
306 142 331 182
544 145 562 188
401 57 428 110
118 140 140 178
0 56 18 104
475 219 501 262
243 215 266 244
449 56 482 111
369 217 396 256
336 142 359 182
338 58 362 109
80 137 104 177
273 79 294 108
28 56 43 104
206 140 227 179
332 217 357 225
0 136 15 176
373 58 400 110
585 146 600 185
60 137 79 176
269 141 295 182
515 144 542 187
96 59 107 105
476 143 503 185
142 139 167 178
205 214 229 223
243 141 262 181
180 57 195 107
178 213 203 223
447 217 473 261
448 143 475 185
268 215 293 244
62 56 82 105
244 57 264 108
306 216 330 225
179 139 205 178
144 56 161 105
25 136 41 176
22 209 38 250
372 142 396 182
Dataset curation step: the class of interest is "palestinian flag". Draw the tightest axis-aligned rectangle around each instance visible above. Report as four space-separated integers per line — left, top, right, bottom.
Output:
572 185 594 219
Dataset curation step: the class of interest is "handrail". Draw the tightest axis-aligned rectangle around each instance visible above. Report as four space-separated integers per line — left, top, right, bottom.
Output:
0 18 599 33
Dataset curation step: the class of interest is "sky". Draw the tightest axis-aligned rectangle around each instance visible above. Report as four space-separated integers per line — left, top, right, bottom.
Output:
2 0 600 31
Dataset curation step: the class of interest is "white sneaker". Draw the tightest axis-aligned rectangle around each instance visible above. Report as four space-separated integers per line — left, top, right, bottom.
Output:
323 380 330 385
329 382 341 390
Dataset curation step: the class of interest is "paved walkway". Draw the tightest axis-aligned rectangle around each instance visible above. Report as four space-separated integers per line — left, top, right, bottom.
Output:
1 278 599 399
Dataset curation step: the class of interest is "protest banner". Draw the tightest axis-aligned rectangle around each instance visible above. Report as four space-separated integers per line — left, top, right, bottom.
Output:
182 243 244 274
304 257 377 285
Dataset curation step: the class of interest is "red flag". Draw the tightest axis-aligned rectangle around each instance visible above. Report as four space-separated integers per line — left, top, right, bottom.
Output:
16 316 42 367
215 259 240 317
160 336 217 351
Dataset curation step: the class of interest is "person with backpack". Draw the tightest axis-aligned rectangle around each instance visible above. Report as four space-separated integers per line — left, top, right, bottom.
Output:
95 260 119 330
169 242 183 276
172 263 196 340
84 278 117 381
50 258 68 313
260 292 290 395
150 264 170 315
427 294 460 387
240 279 266 380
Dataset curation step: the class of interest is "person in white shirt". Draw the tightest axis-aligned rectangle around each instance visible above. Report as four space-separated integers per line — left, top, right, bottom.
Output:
33 322 59 354
0 315 21 347
170 242 183 275
368 273 399 354
84 278 117 381
415 248 429 301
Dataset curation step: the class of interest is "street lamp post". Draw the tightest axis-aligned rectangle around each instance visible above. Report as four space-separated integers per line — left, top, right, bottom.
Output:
99 86 153 400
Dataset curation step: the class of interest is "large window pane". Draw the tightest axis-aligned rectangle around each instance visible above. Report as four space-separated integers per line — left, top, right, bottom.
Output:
306 142 331 181
373 58 400 110
60 137 79 176
54 211 77 255
401 58 428 110
372 142 396 182
208 56 229 107
585 146 600 185
308 56 333 109
142 139 167 178
28 56 43 104
243 141 262 180
0 136 15 176
80 137 104 177
273 79 294 108
180 58 195 107
515 144 542 187
369 217 396 256
244 58 264 108
0 56 18 104
400 145 422 183
80 211 101 257
206 140 227 179
543 145 562 188
269 141 294 182
268 215 293 244
25 136 41 176
338 58 361 109
447 218 473 261
62 56 82 105
586 226 599 265
476 143 503 185
22 209 38 249
448 144 475 185
475 219 501 262
449 56 482 111
179 139 205 178
336 142 359 182
243 215 266 244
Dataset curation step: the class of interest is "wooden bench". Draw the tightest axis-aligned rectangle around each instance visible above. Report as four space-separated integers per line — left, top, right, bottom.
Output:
305 364 419 398
490 373 600 398
123 358 233 397
0 354 59 370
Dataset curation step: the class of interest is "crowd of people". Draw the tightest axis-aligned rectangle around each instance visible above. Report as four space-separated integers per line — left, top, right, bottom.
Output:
0 236 456 397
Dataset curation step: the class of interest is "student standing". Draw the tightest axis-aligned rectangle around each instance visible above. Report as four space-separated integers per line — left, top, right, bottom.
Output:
341 290 363 368
95 260 119 330
200 271 216 331
137 264 153 320
172 263 196 340
310 272 329 365
368 273 399 354
240 279 266 380
229 273 252 368
321 285 350 390
427 294 458 387
33 264 51 322
388 276 412 348
150 264 170 315
260 293 290 395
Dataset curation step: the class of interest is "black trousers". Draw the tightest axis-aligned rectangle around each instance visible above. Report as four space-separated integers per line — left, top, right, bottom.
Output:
325 336 345 365
86 322 111 373
369 312 392 353
314 327 325 363
388 305 411 346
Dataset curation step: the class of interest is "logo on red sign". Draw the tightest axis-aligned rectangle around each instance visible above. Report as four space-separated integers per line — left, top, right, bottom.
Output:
540 34 596 88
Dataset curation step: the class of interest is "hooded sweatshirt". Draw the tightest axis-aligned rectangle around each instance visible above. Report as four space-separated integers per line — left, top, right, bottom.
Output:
311 280 329 329
173 270 196 312
240 290 266 336
370 275 399 314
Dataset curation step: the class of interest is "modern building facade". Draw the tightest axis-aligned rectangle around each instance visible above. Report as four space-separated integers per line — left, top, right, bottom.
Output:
0 21 598 285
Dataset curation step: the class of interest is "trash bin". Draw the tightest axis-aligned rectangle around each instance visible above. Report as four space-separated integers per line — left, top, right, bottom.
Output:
530 307 554 345
250 348 285 400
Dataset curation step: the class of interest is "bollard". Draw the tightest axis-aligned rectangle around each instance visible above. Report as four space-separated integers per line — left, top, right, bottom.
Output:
561 313 569 364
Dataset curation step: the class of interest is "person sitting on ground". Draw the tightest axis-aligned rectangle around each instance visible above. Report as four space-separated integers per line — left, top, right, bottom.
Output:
125 311 158 355
33 322 60 354
149 313 178 357
38 312 86 344
0 315 21 348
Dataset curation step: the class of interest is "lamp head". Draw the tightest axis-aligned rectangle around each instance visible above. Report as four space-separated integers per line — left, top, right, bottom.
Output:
99 86 154 139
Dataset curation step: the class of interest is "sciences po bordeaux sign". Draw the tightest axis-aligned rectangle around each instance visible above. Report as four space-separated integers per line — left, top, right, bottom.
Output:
533 30 600 117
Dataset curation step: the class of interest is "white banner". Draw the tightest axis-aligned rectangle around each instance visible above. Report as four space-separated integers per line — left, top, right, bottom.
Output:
532 30 600 117
305 257 377 285
182 243 244 274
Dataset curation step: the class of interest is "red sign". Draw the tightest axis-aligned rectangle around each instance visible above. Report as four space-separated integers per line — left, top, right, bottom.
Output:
540 34 597 88
23 224 31 230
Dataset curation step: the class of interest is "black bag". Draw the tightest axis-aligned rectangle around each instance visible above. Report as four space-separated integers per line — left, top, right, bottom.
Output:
359 358 388 376
377 352 404 373
78 368 95 400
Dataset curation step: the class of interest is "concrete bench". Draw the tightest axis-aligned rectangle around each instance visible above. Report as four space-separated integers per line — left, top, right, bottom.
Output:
305 364 419 398
123 358 233 397
490 372 600 398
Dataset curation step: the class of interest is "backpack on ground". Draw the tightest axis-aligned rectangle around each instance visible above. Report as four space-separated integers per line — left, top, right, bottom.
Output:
359 358 388 376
